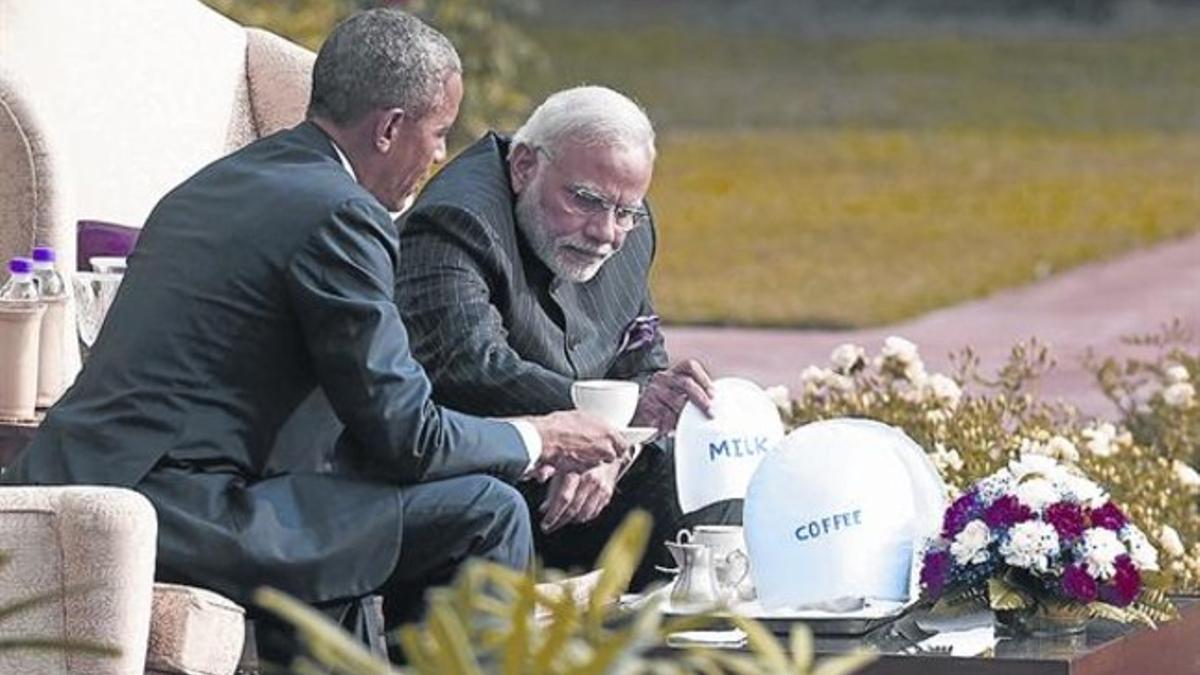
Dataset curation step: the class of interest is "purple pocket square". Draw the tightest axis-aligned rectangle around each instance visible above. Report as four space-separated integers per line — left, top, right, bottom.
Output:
618 314 660 355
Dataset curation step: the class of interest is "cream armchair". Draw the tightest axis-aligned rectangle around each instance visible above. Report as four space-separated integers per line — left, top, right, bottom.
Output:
0 0 314 399
0 486 248 675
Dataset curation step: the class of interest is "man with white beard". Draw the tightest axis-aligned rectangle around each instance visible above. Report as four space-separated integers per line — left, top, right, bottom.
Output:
395 86 739 587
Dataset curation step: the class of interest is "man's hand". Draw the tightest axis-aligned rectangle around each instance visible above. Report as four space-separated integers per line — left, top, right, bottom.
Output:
528 410 631 477
539 461 622 533
631 359 716 434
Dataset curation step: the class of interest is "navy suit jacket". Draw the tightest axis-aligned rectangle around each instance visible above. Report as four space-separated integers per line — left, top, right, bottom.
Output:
5 122 528 601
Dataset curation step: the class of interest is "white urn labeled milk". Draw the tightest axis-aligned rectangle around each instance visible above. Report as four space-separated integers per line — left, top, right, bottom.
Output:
674 377 784 514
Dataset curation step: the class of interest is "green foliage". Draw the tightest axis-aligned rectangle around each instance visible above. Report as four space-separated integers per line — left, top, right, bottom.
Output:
405 0 545 144
256 511 874 674
0 553 120 659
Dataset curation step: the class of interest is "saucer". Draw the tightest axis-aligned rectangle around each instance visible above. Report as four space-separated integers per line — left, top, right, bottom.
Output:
620 426 657 445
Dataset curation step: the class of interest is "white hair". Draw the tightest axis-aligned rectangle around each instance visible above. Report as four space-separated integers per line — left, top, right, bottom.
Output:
510 86 655 160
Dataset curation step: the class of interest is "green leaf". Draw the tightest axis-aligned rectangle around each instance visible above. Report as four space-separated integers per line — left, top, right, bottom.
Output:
426 598 483 675
587 510 652 630
254 587 394 675
730 615 789 672
789 624 814 672
988 578 1030 611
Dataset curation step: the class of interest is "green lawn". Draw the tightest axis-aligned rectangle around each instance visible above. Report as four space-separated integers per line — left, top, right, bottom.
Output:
523 24 1200 326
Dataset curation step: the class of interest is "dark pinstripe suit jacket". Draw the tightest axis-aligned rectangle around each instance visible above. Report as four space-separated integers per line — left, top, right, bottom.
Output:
397 133 669 416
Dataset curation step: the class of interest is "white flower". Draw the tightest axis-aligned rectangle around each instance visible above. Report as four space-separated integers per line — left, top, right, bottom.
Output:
799 366 830 396
764 385 791 410
1172 460 1200 492
1044 435 1080 463
1081 528 1127 580
1159 525 1186 558
1081 423 1118 458
898 383 926 404
1008 454 1066 482
1020 435 1079 462
1163 382 1196 408
1122 526 1160 572
1166 364 1190 384
881 336 919 364
930 442 964 473
925 374 962 409
1015 478 1060 512
1057 473 1108 509
830 343 866 373
950 520 993 565
827 373 855 393
903 359 928 384
1001 521 1060 573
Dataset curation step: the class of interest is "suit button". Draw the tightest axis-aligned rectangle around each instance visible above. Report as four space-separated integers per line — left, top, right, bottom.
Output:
568 335 580 350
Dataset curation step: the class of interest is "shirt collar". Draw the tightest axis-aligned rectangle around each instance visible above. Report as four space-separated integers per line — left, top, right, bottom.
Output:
328 137 408 219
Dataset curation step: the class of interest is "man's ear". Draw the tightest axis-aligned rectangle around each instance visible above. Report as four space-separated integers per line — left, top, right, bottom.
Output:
373 107 407 153
509 143 538 193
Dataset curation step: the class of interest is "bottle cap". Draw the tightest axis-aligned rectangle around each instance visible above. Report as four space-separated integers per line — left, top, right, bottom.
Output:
8 257 33 274
32 247 56 263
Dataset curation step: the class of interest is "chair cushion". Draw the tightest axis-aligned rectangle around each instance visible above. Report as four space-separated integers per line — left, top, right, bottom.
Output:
146 582 246 675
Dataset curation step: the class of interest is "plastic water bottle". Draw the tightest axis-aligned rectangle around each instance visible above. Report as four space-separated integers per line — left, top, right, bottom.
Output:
0 258 39 302
31 247 67 299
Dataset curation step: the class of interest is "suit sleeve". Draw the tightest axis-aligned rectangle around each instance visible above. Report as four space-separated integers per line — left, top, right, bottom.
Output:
285 198 530 484
398 204 575 416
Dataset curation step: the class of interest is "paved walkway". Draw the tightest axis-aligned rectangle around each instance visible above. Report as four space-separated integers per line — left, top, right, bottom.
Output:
663 232 1200 417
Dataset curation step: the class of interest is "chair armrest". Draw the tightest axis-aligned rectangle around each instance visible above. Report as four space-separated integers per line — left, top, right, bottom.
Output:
0 486 157 674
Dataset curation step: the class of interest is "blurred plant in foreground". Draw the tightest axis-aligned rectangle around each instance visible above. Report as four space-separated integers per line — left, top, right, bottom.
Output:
256 511 873 674
0 553 119 661
767 322 1200 593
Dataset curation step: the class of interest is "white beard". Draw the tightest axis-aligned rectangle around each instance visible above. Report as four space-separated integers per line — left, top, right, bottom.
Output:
514 171 614 283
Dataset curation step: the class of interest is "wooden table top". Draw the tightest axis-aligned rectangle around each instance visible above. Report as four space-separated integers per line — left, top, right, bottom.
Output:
807 596 1200 675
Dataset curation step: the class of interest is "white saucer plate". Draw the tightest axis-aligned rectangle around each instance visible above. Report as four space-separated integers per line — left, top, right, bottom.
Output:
620 426 657 445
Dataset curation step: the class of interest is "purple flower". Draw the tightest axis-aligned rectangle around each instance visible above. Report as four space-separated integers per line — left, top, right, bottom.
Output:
617 315 660 354
920 549 952 597
1045 502 1086 541
942 492 979 538
1089 501 1128 531
1100 555 1141 607
1061 563 1098 602
983 495 1033 530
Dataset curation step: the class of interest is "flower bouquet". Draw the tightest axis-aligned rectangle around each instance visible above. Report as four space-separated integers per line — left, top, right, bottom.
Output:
919 454 1177 635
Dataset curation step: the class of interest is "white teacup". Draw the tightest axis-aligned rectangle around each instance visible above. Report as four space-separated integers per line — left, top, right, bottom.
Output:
570 379 638 428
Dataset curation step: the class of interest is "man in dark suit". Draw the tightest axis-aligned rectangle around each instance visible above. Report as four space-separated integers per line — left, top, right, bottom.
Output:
396 86 739 587
3 8 628 653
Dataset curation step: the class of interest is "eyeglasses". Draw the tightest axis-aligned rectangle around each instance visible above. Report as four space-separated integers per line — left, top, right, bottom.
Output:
535 147 650 233
564 185 650 233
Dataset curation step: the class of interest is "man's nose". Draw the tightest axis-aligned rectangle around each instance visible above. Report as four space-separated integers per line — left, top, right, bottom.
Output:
433 139 448 164
584 208 623 245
